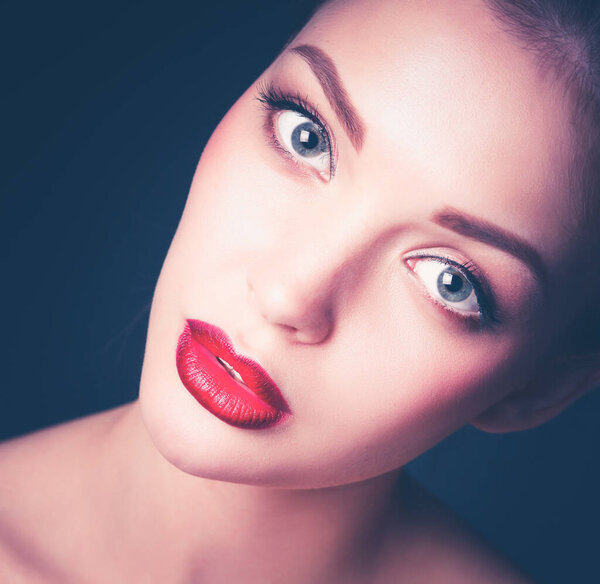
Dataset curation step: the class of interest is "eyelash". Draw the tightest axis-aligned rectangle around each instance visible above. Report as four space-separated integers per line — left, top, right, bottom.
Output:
406 253 500 329
256 81 336 179
255 82 500 331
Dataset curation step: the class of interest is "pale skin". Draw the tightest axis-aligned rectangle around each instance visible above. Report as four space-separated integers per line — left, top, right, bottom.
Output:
1 0 598 582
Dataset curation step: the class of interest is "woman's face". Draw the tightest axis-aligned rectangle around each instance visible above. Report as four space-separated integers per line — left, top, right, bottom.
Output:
139 0 581 488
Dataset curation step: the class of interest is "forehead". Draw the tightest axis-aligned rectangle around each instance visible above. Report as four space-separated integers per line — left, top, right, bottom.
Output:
293 0 576 265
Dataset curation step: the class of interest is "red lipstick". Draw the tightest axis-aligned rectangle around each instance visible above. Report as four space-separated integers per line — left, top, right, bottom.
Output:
176 319 290 429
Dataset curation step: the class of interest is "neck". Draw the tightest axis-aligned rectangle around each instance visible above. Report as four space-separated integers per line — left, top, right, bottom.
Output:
100 401 403 582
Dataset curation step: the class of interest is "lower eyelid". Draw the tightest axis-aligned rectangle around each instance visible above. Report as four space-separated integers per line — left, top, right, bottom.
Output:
264 119 321 179
405 252 494 305
256 88 335 177
261 111 293 162
265 111 333 180
403 258 488 329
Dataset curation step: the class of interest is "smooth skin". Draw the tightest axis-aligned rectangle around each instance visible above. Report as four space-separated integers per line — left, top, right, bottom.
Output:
1 0 598 581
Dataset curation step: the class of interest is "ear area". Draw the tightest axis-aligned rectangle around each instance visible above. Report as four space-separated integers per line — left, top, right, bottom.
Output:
470 363 600 434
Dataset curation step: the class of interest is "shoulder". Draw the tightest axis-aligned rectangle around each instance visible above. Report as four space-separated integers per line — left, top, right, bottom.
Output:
376 474 535 584
0 404 131 582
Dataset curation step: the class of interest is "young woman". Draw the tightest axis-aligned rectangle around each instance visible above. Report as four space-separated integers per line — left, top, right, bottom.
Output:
2 0 598 581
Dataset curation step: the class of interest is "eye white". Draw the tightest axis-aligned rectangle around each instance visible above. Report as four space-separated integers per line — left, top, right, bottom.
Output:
276 111 330 177
411 258 480 315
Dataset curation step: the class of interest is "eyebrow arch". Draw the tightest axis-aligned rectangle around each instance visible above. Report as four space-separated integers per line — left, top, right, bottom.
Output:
289 44 366 152
431 206 548 284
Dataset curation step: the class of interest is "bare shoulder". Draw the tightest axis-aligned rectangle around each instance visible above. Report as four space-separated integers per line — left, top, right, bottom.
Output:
376 474 535 584
0 404 132 582
0 403 130 510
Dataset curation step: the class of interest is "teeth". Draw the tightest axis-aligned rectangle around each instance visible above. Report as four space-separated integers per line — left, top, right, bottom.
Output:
216 357 245 384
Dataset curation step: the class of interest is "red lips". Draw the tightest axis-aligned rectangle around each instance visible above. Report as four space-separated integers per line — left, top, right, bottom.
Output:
176 319 290 429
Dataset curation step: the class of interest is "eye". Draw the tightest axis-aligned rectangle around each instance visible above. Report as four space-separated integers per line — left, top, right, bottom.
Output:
406 256 482 318
256 83 335 181
275 110 331 179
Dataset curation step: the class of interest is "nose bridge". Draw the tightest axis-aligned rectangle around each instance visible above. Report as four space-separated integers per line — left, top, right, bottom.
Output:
246 207 380 342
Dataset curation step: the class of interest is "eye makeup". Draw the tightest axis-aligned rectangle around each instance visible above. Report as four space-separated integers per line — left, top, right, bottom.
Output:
256 81 337 180
404 251 501 330
255 80 502 333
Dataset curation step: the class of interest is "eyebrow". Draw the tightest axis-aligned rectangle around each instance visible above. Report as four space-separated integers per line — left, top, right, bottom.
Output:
286 47 546 284
289 44 366 152
431 207 548 284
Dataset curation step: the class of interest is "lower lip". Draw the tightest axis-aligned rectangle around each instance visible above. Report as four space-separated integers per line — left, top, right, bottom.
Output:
176 320 289 429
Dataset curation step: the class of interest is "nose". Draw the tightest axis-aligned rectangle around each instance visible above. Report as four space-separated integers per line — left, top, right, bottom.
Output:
247 276 333 344
246 221 375 345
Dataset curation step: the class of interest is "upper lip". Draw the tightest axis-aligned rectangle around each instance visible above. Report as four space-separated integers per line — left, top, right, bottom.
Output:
186 319 290 412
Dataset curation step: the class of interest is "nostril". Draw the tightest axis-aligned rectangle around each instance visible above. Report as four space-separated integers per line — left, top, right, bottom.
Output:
294 320 333 344
246 272 334 344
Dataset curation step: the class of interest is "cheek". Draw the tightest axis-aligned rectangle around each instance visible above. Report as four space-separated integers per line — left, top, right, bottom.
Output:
145 96 274 308
138 88 535 487
271 261 528 484
165 90 305 288
299 308 518 452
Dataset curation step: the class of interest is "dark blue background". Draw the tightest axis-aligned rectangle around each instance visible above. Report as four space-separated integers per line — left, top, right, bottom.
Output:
2 2 598 582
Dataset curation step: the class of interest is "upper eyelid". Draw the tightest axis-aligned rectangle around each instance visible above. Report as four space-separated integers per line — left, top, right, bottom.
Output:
404 260 482 328
256 82 336 143
257 83 325 126
407 252 487 293
288 44 366 152
406 253 500 325
268 114 330 180
256 83 337 178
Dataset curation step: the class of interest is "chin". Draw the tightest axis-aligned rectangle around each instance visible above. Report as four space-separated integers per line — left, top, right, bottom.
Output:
138 377 391 491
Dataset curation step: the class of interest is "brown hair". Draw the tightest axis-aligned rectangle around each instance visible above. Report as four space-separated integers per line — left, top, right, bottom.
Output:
483 0 600 362
308 0 600 361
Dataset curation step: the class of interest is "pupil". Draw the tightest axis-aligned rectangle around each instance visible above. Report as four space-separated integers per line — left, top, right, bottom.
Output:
443 272 462 293
437 267 472 302
299 128 318 149
291 121 325 157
